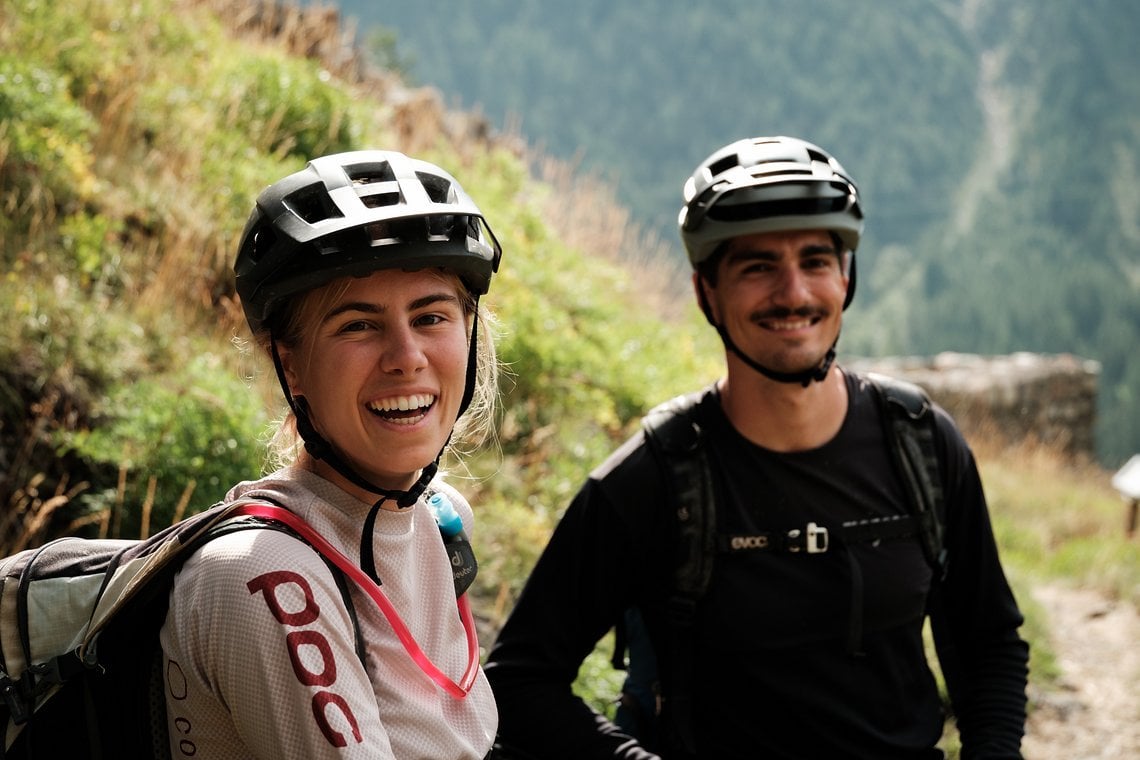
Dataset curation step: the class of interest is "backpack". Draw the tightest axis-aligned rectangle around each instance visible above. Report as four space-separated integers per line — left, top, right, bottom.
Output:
0 501 366 759
613 372 948 754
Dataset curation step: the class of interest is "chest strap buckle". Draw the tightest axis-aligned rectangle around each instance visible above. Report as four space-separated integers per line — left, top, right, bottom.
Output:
787 522 829 553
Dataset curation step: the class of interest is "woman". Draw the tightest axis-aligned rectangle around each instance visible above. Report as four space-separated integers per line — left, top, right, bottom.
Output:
160 150 503 759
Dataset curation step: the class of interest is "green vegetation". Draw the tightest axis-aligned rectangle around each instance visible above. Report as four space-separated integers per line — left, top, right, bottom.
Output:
339 0 1140 468
0 0 717 547
981 440 1140 608
1 0 1135 744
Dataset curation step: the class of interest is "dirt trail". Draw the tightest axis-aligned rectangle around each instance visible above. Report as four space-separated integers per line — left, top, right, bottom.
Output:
1021 584 1140 759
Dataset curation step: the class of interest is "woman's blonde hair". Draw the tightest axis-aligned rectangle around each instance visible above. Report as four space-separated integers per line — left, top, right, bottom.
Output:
253 269 500 472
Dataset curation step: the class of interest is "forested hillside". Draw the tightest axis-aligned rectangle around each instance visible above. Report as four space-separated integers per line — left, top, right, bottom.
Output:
336 0 1140 466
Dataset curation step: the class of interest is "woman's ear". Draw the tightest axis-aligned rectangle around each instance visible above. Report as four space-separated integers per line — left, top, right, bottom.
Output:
275 342 304 397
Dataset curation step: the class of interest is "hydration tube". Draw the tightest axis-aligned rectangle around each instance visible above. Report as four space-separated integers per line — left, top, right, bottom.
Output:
232 502 480 698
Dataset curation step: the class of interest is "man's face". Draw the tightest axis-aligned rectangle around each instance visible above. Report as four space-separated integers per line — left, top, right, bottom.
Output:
700 229 850 378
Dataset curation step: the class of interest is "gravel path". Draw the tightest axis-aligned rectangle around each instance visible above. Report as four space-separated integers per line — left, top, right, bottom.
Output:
1021 584 1140 759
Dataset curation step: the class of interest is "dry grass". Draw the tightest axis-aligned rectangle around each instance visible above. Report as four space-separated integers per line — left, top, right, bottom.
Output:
533 153 692 321
971 432 1139 605
179 0 367 83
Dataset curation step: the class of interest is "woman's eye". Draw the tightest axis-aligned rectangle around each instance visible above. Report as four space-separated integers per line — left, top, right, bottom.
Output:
339 319 372 333
415 313 446 327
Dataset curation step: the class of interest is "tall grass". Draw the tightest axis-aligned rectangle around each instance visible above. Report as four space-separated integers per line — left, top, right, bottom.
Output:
976 435 1139 606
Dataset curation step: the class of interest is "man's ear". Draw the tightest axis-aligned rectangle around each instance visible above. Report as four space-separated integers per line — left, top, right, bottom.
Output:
693 270 720 324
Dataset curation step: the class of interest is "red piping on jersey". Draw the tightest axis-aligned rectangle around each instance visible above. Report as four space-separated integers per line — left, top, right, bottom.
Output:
232 502 480 698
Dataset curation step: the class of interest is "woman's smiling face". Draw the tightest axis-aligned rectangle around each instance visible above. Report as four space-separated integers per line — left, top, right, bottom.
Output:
278 267 471 496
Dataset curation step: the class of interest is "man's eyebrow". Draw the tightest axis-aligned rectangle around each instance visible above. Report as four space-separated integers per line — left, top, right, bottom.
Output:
725 247 779 263
727 242 838 260
802 243 839 256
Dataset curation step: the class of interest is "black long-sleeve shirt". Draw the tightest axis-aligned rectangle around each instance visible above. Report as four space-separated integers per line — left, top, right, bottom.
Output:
486 372 1028 759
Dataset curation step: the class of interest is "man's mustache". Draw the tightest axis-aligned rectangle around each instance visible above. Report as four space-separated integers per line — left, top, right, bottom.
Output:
749 306 829 323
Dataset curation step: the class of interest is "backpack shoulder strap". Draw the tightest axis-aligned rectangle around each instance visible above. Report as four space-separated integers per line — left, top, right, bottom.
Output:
865 372 948 580
202 503 366 664
1 502 370 758
641 393 715 604
639 391 712 755
73 501 368 669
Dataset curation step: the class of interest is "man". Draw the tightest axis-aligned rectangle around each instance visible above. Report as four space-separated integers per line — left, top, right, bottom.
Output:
485 136 1029 758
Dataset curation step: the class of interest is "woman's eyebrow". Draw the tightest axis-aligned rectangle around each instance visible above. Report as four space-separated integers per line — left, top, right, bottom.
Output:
409 293 461 311
321 292 460 323
323 301 384 323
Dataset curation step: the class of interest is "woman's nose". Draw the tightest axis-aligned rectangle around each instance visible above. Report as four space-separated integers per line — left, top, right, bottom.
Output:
380 327 427 374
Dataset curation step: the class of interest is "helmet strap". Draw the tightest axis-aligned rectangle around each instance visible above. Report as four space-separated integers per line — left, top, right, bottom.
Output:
268 334 442 500
358 461 438 583
458 300 480 418
266 306 483 582
720 323 837 386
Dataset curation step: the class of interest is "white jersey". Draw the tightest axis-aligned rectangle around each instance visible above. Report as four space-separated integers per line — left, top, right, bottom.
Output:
160 466 497 759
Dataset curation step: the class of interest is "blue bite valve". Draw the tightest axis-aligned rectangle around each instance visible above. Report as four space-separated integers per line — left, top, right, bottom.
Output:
428 492 464 538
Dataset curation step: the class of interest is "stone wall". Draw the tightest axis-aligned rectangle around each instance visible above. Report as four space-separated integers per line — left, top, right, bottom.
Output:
847 352 1101 460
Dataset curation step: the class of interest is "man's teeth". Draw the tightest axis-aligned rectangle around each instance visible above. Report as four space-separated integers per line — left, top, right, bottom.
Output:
368 394 435 412
769 319 812 329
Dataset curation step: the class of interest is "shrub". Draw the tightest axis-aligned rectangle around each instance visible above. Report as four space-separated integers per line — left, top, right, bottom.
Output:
61 351 271 536
0 57 97 237
211 53 361 160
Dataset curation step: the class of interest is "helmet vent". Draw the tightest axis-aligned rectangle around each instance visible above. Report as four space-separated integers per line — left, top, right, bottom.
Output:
346 161 396 184
708 155 739 177
805 147 830 163
417 172 454 204
708 194 850 222
360 189 402 208
346 161 401 209
285 184 344 224
247 225 276 263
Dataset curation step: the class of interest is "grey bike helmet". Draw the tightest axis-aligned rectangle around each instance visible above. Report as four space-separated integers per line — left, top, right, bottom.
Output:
681 137 864 386
678 135 863 270
235 150 502 335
